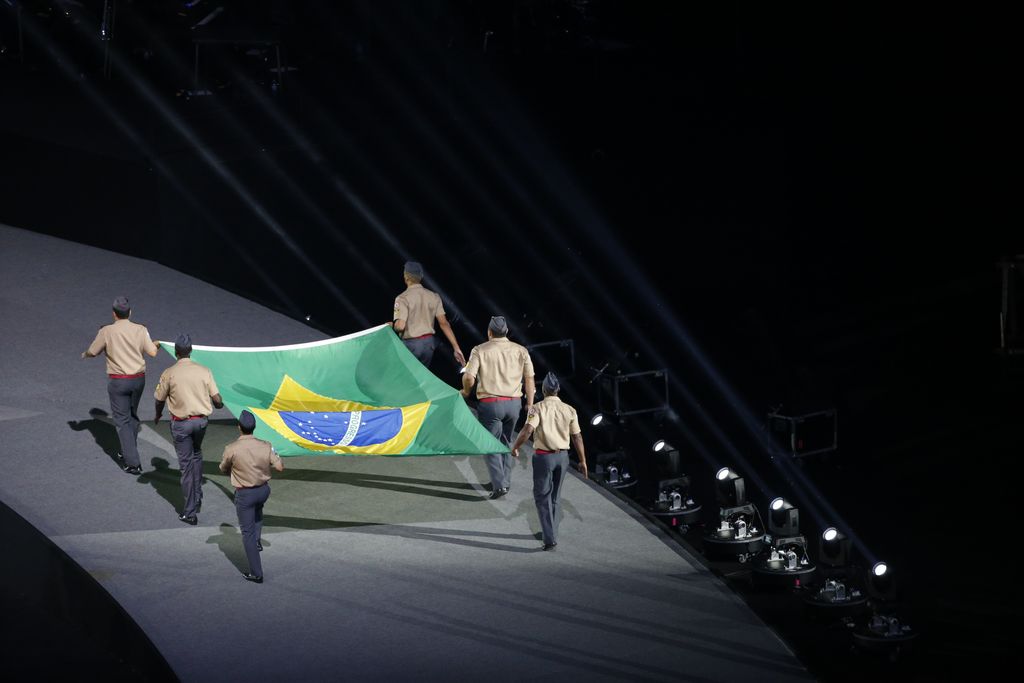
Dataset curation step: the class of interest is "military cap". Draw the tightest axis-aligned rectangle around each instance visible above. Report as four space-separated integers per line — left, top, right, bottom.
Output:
238 409 256 432
488 316 508 335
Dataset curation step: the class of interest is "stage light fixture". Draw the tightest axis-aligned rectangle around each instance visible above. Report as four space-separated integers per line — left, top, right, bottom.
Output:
853 561 918 659
819 527 851 568
867 562 897 602
768 497 800 537
649 475 701 532
752 497 814 587
652 440 681 477
594 449 637 496
715 467 746 507
646 438 696 529
804 526 867 616
702 467 765 562
588 412 620 455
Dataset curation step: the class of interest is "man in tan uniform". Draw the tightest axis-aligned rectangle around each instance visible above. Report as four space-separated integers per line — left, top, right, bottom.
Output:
393 261 465 369
511 373 588 550
219 409 284 584
462 315 535 499
81 295 160 475
153 334 223 525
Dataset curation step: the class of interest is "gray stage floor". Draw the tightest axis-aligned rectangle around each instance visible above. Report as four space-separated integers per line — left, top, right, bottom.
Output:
0 225 812 682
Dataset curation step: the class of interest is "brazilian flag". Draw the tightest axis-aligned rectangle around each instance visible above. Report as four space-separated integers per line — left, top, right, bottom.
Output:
159 325 506 456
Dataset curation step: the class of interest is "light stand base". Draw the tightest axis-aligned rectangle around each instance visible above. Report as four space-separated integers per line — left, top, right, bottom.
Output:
751 562 816 588
803 594 869 620
650 505 702 532
852 629 919 662
702 534 766 562
601 479 638 498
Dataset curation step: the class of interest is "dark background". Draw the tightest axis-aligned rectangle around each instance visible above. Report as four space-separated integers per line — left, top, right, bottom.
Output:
1 1 1019 680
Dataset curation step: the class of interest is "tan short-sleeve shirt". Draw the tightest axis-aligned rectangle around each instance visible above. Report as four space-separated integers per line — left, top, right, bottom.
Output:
464 337 535 399
154 358 219 418
87 319 153 376
219 434 282 489
526 396 581 451
393 284 445 339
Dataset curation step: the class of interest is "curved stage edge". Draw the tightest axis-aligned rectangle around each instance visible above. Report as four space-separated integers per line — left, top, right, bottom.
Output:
0 225 812 682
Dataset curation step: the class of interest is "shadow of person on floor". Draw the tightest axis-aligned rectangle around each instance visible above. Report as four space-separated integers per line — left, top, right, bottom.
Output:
136 457 185 515
68 408 123 468
202 460 225 478
241 514 538 553
205 523 249 574
274 469 484 501
262 514 379 531
199 458 483 501
328 471 480 492
201 461 533 551
202 473 367 533
500 486 583 536
361 524 543 553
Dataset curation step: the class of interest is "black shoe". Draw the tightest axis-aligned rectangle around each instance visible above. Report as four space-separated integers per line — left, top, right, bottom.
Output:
256 539 263 552
121 463 142 475
178 514 197 526
542 542 557 551
488 487 508 500
242 572 263 584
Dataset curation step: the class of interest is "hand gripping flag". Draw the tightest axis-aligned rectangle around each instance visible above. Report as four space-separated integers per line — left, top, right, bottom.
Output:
159 325 507 456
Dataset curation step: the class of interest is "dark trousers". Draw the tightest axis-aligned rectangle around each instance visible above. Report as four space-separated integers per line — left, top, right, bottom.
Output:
478 399 519 490
533 449 570 545
107 376 145 468
170 417 207 517
235 483 270 578
404 335 436 368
